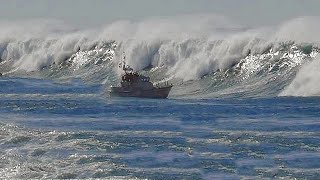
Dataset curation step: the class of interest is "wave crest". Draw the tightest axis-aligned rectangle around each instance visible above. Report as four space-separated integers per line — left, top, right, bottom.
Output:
1 16 320 97
280 56 320 96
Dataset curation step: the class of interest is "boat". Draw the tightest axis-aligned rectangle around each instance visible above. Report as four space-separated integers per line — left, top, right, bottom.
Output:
109 55 172 98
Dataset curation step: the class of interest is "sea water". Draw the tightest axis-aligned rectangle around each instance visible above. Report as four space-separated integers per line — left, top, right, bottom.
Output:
0 77 319 179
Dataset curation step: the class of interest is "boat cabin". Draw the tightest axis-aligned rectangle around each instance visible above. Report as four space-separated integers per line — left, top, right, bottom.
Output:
121 72 150 83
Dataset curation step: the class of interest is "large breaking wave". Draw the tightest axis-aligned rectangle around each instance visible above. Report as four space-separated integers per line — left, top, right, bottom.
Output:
0 15 320 98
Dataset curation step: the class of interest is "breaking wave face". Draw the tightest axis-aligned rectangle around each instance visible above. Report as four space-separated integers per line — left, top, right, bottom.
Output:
0 15 320 98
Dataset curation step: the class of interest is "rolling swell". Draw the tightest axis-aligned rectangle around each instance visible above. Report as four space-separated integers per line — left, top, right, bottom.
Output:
0 16 319 98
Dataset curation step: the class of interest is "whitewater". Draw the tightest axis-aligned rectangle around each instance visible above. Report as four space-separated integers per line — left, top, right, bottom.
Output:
0 15 319 179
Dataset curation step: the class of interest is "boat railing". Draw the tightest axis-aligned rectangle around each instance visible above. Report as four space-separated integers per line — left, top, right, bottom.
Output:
154 81 172 88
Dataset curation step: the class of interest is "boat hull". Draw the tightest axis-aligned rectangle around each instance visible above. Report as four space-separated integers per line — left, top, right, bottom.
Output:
109 86 172 99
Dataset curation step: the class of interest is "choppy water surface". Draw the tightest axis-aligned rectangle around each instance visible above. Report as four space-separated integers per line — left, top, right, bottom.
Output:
0 78 319 179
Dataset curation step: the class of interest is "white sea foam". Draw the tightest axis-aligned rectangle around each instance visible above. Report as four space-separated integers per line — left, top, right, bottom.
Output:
280 55 320 96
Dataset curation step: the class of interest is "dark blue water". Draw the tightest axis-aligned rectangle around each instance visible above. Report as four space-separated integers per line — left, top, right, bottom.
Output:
0 78 319 179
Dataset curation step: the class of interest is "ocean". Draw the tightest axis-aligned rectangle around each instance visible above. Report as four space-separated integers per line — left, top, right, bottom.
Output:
0 15 320 179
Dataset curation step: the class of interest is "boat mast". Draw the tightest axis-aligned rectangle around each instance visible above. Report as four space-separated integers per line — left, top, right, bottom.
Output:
121 52 133 73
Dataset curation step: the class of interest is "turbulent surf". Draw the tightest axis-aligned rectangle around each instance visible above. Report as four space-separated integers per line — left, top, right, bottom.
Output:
1 16 320 98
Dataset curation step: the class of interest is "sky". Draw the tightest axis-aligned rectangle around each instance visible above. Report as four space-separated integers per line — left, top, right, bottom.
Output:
0 0 319 27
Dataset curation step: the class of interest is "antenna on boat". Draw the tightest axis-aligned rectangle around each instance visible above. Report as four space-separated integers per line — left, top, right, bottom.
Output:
122 51 126 70
121 51 133 73
118 51 126 69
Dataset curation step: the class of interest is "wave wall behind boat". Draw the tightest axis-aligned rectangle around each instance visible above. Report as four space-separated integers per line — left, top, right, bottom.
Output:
0 15 320 97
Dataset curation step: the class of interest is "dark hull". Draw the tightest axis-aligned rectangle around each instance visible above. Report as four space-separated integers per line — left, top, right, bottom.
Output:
110 86 172 99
